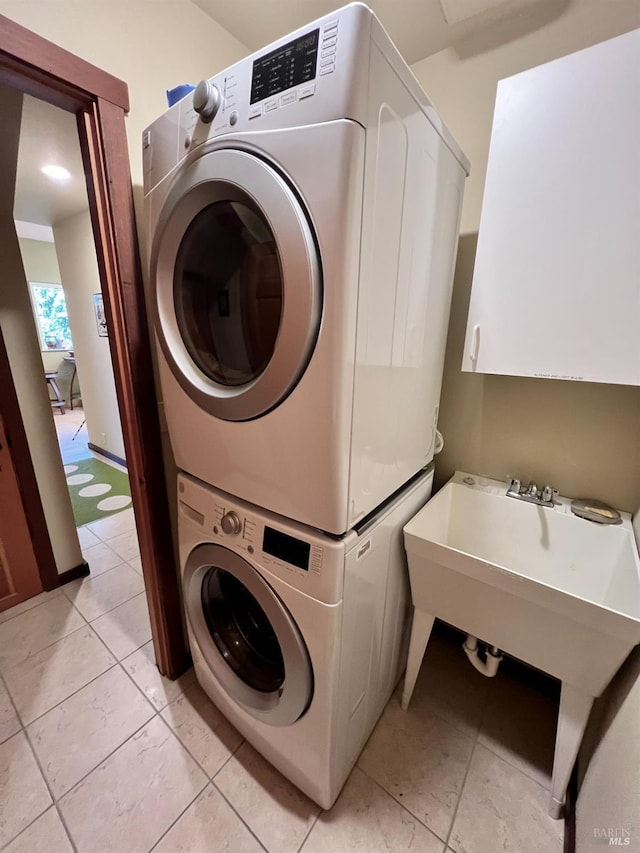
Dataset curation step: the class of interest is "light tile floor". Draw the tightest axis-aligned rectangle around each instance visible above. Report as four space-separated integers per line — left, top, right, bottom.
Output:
0 506 566 853
52 407 92 467
54 405 128 477
3 409 563 851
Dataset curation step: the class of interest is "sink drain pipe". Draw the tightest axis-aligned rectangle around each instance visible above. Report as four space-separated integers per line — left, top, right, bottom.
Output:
463 635 503 677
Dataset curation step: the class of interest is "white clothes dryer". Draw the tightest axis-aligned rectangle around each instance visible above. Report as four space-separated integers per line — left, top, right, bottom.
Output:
177 465 433 809
144 3 468 534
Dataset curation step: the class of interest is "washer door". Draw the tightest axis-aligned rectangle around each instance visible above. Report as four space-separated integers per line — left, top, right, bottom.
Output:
151 148 321 421
183 543 313 726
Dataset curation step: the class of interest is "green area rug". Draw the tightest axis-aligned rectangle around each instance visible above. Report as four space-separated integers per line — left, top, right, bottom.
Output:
65 456 132 527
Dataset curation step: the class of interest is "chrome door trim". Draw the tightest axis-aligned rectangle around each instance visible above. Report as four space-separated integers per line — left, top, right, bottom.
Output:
183 543 313 726
151 148 321 421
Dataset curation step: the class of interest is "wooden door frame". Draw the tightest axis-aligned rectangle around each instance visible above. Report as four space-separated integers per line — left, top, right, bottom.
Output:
0 15 187 677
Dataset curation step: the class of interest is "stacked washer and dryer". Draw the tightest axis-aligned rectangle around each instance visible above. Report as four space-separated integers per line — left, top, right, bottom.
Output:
143 2 468 809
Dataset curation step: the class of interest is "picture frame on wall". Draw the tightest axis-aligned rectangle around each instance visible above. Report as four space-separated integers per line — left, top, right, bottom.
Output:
93 292 108 337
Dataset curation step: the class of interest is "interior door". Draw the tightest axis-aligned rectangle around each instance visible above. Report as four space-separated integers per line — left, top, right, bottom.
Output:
151 147 322 421
0 414 43 612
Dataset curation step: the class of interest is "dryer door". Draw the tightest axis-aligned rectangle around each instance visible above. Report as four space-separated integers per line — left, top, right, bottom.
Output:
183 543 313 726
151 148 321 421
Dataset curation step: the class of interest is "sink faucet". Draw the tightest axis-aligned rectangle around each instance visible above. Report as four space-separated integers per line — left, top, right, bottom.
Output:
507 478 556 507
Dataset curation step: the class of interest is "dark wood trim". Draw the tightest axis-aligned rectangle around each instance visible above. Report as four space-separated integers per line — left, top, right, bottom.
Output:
0 15 129 111
0 328 59 591
57 560 90 585
78 99 187 677
87 442 127 469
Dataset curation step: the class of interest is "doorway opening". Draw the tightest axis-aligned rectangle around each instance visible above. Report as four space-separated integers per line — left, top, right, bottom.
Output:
0 15 187 677
13 92 135 535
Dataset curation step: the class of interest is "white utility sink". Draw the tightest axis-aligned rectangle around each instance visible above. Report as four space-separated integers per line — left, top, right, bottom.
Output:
401 471 640 819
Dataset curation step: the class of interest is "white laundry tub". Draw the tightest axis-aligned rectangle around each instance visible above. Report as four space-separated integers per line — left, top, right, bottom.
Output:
401 471 640 819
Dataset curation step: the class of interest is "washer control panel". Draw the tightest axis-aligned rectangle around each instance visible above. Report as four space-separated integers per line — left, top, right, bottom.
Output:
192 79 221 123
220 511 241 535
212 499 322 576
178 473 342 604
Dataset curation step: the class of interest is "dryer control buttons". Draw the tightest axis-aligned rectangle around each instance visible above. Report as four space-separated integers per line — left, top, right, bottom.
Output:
193 80 221 123
221 511 241 535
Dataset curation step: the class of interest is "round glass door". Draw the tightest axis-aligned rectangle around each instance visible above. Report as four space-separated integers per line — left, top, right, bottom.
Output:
200 567 285 693
174 198 283 389
183 543 313 726
151 147 322 422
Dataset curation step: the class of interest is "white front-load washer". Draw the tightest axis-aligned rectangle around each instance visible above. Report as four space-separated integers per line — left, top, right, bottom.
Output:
177 465 433 808
144 3 468 534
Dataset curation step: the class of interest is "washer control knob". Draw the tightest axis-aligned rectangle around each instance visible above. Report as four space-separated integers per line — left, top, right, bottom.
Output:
221 511 241 535
193 80 221 123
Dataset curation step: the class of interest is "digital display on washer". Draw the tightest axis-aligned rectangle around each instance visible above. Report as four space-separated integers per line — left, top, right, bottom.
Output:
263 526 311 571
250 29 319 105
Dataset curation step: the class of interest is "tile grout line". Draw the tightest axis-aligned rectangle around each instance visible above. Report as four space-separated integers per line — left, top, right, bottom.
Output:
62 575 145 625
443 674 496 851
84 588 149 626
62 562 131 598
46 666 241 853
21 719 78 853
139 714 209 851
51 711 160 814
209 739 287 853
414 694 490 742
210 779 270 853
0 589 64 627
158 702 247 789
0 670 24 743
5 606 150 731
295 810 321 853
0 620 89 682
476 734 555 792
356 763 448 846
19 659 121 729
84 512 137 545
7 632 135 850
116 648 182 713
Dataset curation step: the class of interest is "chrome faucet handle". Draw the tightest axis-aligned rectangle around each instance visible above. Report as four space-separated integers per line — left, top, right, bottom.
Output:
507 477 521 494
542 485 554 502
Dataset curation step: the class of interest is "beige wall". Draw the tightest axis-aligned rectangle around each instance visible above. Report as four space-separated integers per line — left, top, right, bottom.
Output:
0 0 249 192
0 87 81 576
411 4 640 842
18 237 70 372
411 3 640 512
53 211 125 460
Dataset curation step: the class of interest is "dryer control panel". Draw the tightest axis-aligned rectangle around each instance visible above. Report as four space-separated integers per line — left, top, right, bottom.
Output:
250 29 320 105
183 10 351 150
143 3 372 195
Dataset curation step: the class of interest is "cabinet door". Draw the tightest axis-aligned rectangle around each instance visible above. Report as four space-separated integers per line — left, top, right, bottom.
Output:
462 28 640 385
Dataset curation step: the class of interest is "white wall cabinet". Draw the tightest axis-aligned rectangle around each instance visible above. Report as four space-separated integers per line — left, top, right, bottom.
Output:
462 28 640 386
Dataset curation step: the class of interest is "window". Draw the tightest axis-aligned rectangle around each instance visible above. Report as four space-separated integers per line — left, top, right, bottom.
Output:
29 282 73 351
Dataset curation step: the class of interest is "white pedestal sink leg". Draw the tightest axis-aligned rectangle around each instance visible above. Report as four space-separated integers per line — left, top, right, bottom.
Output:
549 682 594 819
401 609 435 711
